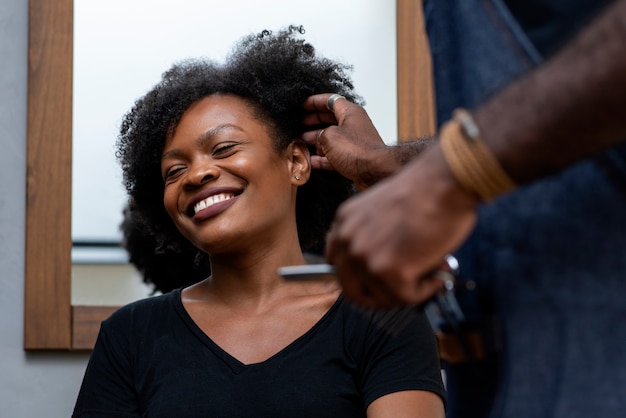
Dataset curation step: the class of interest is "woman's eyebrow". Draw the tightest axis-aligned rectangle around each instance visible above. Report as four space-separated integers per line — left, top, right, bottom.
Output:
162 124 243 160
195 124 242 148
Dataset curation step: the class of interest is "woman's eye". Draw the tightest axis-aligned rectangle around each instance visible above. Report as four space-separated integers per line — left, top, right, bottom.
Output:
164 166 184 181
213 143 237 156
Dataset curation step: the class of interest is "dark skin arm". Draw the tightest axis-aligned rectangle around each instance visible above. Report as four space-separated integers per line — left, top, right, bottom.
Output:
302 0 626 308
480 0 626 183
301 101 431 191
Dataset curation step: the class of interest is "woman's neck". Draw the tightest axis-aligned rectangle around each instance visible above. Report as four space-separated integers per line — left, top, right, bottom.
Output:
201 239 307 301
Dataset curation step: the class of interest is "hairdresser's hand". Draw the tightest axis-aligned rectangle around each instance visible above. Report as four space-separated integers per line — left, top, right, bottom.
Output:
301 93 401 191
326 143 480 309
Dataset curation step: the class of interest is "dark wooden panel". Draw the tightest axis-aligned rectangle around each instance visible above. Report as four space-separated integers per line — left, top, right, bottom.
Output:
72 305 120 351
24 0 73 349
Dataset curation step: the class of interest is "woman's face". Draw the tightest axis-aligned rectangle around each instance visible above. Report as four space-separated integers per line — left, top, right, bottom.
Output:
161 94 308 254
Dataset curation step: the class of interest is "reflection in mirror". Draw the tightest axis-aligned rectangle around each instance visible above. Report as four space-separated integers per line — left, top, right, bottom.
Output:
25 0 434 350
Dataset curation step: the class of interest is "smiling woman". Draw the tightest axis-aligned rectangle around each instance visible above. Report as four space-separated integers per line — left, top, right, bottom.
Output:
24 0 435 351
70 26 444 417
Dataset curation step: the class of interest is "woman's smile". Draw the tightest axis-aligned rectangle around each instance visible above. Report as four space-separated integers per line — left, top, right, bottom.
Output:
185 185 244 219
189 192 240 222
194 192 235 215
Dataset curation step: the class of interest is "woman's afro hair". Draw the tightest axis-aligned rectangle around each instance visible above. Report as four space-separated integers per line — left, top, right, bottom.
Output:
120 203 211 294
116 25 363 263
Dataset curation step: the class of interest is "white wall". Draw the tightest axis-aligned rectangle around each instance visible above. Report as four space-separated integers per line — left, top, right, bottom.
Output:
72 0 398 243
0 2 92 417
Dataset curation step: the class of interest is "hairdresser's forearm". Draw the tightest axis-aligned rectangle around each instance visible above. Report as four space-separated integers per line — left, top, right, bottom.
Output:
475 0 626 184
357 138 434 188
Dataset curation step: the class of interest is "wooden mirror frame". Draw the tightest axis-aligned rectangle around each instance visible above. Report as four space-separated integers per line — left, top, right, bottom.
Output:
24 0 434 350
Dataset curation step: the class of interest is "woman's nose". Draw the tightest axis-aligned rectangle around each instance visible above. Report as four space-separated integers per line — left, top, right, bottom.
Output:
184 162 219 189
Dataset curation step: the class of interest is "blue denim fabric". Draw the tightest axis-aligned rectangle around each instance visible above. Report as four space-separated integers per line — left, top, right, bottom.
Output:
423 1 626 417
503 0 615 57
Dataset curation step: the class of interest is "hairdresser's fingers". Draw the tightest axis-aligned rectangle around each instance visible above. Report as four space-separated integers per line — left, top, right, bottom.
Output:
301 128 329 162
326 223 387 309
336 262 402 309
302 111 337 127
302 93 352 126
302 92 349 112
310 155 335 171
301 126 332 151
333 247 447 309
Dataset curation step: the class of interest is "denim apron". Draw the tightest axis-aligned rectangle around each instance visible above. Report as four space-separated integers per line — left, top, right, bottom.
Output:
422 1 626 417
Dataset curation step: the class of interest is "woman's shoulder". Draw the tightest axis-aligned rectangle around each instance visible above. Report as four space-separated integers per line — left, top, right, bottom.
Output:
103 288 182 328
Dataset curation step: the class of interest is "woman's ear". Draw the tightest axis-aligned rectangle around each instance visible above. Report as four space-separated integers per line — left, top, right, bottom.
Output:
288 140 311 185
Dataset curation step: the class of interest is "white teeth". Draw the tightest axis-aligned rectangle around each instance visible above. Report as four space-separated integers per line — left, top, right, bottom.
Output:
193 193 235 215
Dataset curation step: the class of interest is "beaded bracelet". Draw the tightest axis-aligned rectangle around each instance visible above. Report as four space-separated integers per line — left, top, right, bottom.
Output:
439 108 516 201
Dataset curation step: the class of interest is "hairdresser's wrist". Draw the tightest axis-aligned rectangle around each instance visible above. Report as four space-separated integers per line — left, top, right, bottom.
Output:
355 140 433 190
352 146 401 190
472 104 524 184
421 141 482 210
438 109 517 202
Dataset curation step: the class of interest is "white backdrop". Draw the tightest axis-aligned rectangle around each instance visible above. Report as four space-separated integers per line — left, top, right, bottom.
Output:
72 0 397 243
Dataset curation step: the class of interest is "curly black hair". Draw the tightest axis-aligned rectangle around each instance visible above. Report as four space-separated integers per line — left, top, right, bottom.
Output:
116 25 362 264
120 203 211 294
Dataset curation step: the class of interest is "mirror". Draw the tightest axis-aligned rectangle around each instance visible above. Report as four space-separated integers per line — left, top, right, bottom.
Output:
72 0 397 247
24 0 434 350
68 0 402 309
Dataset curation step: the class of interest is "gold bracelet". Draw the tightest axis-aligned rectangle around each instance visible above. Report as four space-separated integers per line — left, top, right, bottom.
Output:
439 108 516 201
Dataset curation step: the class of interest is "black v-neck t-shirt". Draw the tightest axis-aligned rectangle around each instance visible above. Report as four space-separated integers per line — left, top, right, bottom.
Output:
73 289 445 417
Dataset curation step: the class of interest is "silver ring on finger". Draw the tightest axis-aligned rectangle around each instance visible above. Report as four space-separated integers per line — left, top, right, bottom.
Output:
316 128 326 145
326 94 345 111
